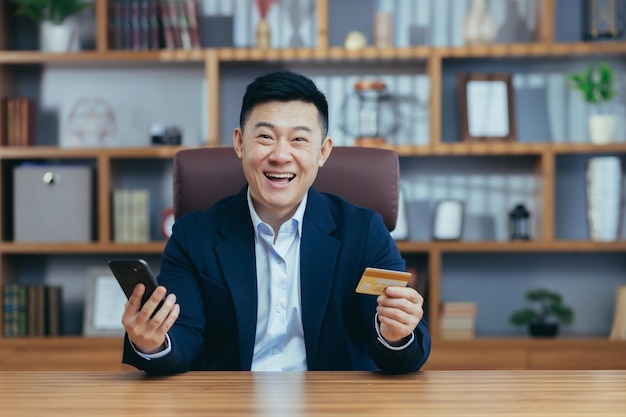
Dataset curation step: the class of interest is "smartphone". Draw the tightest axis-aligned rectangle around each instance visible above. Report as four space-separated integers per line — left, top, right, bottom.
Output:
108 258 163 314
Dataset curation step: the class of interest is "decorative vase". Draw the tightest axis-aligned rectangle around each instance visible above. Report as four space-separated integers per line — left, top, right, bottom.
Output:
529 323 559 338
255 18 271 49
462 0 498 45
40 21 78 53
589 114 617 144
586 156 623 241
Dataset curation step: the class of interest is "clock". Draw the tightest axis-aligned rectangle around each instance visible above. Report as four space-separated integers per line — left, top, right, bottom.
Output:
161 207 175 238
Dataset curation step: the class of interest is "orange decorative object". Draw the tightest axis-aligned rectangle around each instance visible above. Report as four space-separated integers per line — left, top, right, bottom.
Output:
255 0 274 18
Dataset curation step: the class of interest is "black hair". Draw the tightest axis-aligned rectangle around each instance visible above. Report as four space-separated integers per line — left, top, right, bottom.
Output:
239 70 329 137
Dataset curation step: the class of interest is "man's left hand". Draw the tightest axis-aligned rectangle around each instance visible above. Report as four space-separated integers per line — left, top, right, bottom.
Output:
376 286 424 344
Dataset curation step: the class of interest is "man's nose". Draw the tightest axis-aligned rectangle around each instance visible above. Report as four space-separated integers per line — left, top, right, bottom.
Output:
269 139 291 162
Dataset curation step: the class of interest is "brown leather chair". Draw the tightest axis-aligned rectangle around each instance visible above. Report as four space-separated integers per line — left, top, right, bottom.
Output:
173 146 400 231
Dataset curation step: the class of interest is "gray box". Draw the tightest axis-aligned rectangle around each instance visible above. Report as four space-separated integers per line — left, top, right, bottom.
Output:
14 165 93 242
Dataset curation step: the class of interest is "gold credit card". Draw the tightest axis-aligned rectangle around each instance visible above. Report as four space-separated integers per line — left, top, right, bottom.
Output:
355 267 411 295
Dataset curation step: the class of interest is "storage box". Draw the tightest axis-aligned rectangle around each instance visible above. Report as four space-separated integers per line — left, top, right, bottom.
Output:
14 165 93 242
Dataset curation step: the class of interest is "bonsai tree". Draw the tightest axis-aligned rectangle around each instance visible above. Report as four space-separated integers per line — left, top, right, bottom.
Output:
509 288 574 336
10 0 90 25
568 62 616 114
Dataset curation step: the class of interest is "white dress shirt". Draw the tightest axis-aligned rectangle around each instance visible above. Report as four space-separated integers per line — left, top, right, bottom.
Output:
247 190 308 371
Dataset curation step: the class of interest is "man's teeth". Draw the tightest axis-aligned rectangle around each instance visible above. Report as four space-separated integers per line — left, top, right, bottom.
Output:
267 173 294 179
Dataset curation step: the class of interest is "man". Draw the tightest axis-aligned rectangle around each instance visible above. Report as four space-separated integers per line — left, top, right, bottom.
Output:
122 70 431 374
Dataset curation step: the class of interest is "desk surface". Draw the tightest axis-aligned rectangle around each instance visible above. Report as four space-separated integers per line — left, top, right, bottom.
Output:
2 370 626 416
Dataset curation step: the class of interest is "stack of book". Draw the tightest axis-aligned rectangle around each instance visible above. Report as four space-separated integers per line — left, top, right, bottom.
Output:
5 97 36 147
439 301 478 340
108 0 201 50
2 284 63 338
112 189 150 242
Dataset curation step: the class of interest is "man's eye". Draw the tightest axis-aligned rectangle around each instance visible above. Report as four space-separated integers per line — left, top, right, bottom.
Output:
293 137 307 142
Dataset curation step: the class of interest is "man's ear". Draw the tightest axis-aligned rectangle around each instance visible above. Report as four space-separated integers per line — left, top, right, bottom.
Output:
233 128 244 159
318 137 333 167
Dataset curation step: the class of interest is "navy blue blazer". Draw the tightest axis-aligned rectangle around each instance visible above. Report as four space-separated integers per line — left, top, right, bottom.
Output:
123 187 431 374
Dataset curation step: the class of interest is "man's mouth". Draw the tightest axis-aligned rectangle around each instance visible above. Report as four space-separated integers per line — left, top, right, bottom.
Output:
265 173 295 183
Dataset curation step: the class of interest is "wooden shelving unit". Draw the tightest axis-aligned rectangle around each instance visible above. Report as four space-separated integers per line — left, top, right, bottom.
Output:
1 0 625 371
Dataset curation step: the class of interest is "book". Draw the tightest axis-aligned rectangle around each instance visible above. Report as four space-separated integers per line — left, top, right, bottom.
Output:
46 286 63 336
131 189 150 242
177 0 192 49
3 284 17 337
440 301 478 316
113 189 130 242
160 0 176 49
6 98 36 147
185 0 201 48
609 285 626 340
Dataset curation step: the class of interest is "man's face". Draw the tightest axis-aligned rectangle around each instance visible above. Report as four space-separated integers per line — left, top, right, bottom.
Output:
233 100 333 224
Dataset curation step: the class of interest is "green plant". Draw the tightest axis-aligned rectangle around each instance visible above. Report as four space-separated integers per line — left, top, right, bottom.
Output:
509 288 574 327
568 62 616 113
11 0 90 25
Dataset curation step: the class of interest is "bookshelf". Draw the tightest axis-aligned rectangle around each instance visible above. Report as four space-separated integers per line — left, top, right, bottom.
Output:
1 0 626 371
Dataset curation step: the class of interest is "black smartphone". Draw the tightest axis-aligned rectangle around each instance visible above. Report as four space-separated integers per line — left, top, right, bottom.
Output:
108 259 163 314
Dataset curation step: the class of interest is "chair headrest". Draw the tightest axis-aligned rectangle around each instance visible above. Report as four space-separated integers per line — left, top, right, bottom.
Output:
173 146 399 231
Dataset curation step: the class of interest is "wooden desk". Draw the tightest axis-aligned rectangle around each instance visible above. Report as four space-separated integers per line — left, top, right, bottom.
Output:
2 370 625 416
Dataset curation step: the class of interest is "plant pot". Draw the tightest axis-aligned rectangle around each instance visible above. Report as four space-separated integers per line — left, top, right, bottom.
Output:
588 114 617 144
529 323 559 338
40 21 78 53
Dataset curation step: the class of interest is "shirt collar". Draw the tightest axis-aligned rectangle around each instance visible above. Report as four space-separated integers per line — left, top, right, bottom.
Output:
247 187 307 239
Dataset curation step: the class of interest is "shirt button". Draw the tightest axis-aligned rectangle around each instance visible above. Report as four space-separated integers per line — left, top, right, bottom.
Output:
275 257 282 264
271 347 279 355
275 305 284 314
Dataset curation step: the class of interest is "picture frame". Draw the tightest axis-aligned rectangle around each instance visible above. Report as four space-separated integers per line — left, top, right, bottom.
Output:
83 268 127 337
457 73 516 142
432 199 465 241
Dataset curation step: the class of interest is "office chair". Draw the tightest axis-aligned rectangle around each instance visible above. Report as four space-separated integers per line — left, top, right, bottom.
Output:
173 146 400 231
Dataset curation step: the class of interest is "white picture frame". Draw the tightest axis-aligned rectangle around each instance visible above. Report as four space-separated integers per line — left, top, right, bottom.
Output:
83 268 127 337
432 200 465 241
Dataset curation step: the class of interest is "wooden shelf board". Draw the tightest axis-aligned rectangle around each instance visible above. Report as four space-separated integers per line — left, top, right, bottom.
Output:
1 41 623 65
396 240 626 253
0 146 189 159
0 50 206 64
433 337 626 348
3 143 624 161
2 241 623 255
438 41 626 58
0 242 166 254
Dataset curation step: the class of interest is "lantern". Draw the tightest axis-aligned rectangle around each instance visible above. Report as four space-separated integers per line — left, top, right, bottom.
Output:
509 204 530 240
339 80 400 146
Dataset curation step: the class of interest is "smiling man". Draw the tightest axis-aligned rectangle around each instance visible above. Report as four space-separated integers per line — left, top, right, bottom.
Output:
121 70 431 375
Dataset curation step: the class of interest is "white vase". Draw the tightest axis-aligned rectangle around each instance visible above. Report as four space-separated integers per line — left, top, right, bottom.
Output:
586 156 623 241
462 0 498 45
589 114 617 144
40 21 78 53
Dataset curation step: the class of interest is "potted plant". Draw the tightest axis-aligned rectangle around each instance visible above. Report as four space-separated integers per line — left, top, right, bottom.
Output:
10 0 91 53
568 62 617 144
509 288 574 337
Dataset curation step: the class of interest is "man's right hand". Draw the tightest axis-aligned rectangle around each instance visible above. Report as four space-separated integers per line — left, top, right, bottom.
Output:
122 284 180 354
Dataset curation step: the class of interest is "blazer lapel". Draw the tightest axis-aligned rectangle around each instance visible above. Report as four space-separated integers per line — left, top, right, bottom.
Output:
214 188 258 370
300 189 341 368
